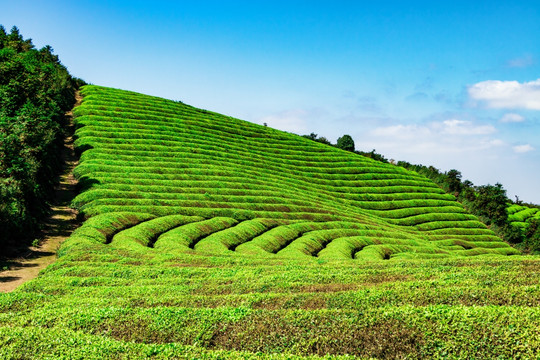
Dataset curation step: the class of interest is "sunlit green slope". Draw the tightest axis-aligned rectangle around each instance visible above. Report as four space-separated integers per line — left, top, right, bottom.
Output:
71 85 517 260
508 204 540 230
2 85 539 359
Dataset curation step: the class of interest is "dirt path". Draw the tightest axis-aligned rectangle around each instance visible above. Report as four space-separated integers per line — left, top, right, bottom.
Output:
0 93 82 293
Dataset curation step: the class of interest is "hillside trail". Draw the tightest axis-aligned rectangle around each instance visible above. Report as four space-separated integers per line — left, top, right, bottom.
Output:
0 92 82 293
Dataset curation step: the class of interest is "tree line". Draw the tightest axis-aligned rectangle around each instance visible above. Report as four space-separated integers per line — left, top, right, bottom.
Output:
0 26 83 249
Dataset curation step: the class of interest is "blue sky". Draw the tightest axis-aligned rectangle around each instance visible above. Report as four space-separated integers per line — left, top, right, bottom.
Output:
2 0 539 203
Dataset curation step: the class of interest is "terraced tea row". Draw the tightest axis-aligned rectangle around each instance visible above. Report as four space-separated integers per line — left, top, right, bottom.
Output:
68 85 518 259
508 204 540 230
4 228 537 359
68 212 515 263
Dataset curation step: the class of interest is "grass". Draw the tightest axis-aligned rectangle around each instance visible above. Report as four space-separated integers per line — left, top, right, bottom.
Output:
1 85 538 359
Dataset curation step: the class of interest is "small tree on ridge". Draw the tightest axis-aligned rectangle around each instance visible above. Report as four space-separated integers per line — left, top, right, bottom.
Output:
336 134 355 152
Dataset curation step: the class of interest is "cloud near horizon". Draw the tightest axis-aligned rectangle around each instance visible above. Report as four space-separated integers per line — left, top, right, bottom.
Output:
257 108 329 134
366 119 501 156
437 119 496 135
468 79 540 110
257 109 308 134
513 144 535 153
500 113 525 123
370 119 495 139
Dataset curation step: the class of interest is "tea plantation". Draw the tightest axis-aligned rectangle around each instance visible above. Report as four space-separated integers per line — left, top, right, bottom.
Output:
1 85 538 359
508 204 540 229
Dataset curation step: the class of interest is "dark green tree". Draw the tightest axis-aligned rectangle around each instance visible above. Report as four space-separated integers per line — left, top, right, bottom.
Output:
446 169 462 195
502 224 524 244
0 25 81 247
472 183 508 227
303 132 318 140
302 133 332 146
524 219 540 252
316 136 332 145
336 134 355 152
361 149 388 163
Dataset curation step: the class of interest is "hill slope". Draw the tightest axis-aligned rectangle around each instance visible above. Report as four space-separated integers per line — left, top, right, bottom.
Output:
1 85 538 359
508 204 540 229
70 85 516 260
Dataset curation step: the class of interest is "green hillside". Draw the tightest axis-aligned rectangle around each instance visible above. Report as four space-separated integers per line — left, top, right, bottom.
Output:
70 85 515 260
507 204 540 251
508 204 540 230
1 85 539 359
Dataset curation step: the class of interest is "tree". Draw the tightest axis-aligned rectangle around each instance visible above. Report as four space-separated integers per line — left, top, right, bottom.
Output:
525 219 540 252
446 169 462 195
472 183 508 226
336 134 355 152
316 136 332 145
461 180 475 202
0 25 80 246
503 224 523 244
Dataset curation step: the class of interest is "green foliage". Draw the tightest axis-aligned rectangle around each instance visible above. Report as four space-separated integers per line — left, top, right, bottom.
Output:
503 223 525 244
154 217 238 251
524 219 540 253
195 218 278 254
446 169 462 194
0 25 80 246
301 132 332 145
64 85 515 259
336 134 355 152
112 214 203 247
473 183 508 227
506 205 540 252
358 149 389 163
2 85 535 359
1 246 539 358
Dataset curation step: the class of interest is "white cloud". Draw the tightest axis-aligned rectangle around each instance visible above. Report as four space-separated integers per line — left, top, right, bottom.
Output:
353 116 539 204
507 55 534 68
487 139 505 147
513 144 535 153
468 79 540 110
258 109 312 134
370 124 431 140
366 119 500 156
370 119 496 139
500 113 525 123
361 116 508 164
438 119 496 135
